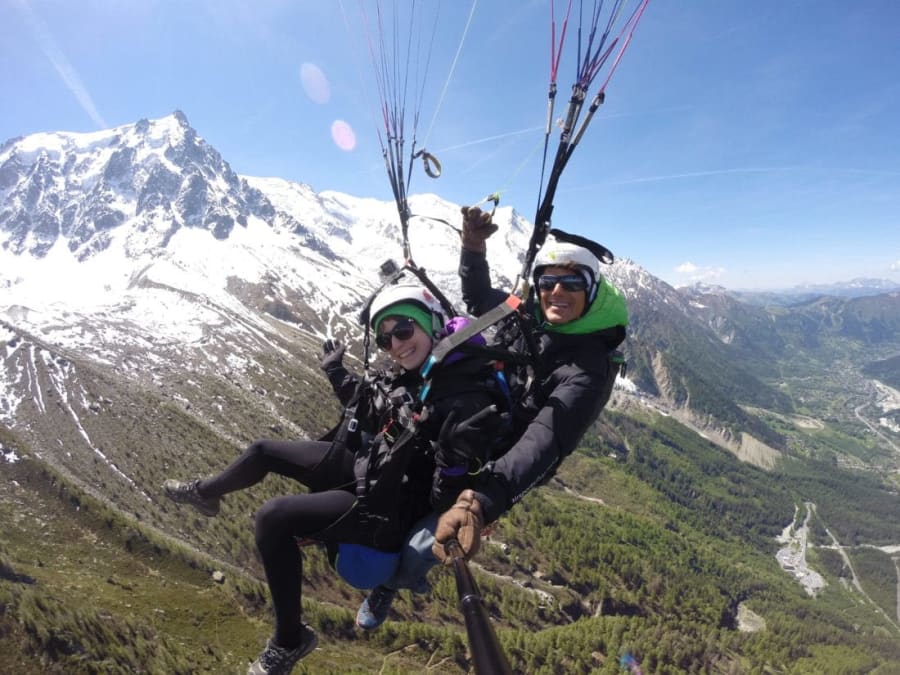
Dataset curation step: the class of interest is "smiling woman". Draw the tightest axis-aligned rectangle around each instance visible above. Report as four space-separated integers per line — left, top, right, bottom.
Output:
162 278 514 673
370 287 442 370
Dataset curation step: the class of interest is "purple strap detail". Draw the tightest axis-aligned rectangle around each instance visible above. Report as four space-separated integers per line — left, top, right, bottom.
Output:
443 316 487 366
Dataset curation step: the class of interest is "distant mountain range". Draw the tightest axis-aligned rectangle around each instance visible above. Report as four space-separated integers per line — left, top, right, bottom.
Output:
725 278 900 305
0 111 775 468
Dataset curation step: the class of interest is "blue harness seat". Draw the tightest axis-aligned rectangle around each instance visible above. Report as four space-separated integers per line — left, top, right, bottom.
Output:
334 543 401 590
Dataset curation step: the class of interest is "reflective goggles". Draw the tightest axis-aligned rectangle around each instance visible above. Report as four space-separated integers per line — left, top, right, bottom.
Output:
375 317 416 350
537 274 588 292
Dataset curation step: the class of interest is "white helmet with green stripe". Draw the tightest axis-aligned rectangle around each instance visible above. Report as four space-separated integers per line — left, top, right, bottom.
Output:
368 284 446 336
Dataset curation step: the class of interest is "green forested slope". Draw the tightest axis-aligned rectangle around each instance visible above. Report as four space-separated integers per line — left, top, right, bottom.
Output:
3 403 900 673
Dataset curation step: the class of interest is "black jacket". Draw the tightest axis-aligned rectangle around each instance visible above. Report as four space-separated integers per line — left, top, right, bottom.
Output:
322 348 506 547
460 248 625 523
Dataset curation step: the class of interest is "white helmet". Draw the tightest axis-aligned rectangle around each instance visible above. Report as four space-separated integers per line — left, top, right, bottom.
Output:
367 284 447 335
533 237 602 303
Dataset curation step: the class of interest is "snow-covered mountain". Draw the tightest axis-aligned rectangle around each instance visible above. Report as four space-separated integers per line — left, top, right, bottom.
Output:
0 109 544 318
5 109 900 515
5 115 810 473
0 112 604 504
0 111 820 502
4 116 730 508
3 111 675 398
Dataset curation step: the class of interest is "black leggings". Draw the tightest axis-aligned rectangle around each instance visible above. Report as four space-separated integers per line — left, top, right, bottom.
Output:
196 439 377 648
197 439 353 497
254 488 381 647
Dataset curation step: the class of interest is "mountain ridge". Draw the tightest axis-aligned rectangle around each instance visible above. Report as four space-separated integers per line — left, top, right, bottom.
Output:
6 112 900 472
3 111 900 672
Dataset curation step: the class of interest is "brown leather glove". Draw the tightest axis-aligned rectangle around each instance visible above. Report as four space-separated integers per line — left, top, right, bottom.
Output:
460 206 499 253
432 489 484 563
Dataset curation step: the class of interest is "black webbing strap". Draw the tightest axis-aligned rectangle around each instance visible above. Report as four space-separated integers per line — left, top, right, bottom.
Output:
413 149 442 178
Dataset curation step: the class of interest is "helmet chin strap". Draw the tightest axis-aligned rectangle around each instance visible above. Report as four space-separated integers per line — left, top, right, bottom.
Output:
565 285 594 319
586 277 600 308
578 268 599 307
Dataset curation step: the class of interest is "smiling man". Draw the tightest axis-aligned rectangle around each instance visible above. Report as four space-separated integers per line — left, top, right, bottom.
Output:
430 208 629 563
537 267 587 323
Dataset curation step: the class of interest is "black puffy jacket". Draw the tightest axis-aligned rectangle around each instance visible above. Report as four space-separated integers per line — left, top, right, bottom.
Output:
321 349 507 548
460 248 625 523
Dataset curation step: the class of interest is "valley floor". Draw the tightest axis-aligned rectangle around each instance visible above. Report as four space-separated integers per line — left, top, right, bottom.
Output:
776 501 900 627
775 502 825 596
859 379 900 454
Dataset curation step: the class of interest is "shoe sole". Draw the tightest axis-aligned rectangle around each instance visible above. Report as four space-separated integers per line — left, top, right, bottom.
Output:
295 629 318 660
356 620 384 631
247 631 317 675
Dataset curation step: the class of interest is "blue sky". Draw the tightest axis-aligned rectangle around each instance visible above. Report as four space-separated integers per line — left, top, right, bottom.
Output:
3 1 899 290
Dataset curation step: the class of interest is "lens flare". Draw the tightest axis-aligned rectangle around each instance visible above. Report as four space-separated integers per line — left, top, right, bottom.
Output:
331 120 356 152
300 62 330 104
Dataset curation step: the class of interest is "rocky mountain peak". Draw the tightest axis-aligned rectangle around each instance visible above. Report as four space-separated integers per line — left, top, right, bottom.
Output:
6 112 898 471
0 112 277 260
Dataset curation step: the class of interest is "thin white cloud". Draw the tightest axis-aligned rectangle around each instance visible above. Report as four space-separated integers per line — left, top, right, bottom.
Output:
14 0 107 129
435 126 543 153
564 166 900 193
610 167 795 187
892 260 900 271
675 261 725 283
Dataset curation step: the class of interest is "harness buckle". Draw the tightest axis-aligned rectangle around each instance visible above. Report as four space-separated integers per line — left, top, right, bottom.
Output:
391 391 415 407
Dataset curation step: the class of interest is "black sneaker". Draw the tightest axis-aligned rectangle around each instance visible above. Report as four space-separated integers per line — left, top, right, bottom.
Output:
355 584 397 630
247 626 318 675
162 479 220 517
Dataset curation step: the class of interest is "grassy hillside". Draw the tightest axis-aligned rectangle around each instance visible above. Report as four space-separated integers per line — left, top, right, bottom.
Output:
3 402 900 673
0 442 472 674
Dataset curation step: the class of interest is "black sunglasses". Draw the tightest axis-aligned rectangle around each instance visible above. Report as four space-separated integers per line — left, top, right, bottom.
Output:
537 274 588 292
375 317 416 350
